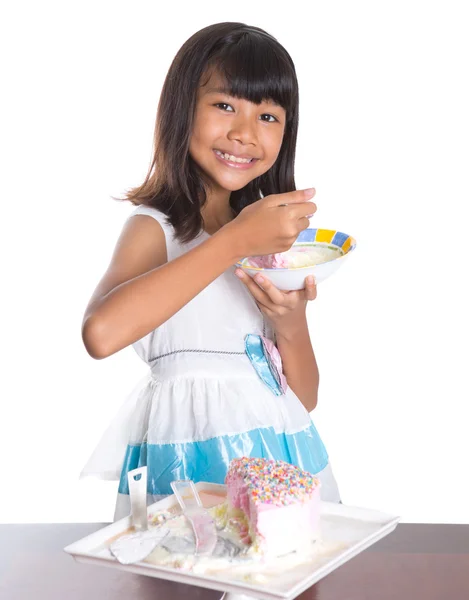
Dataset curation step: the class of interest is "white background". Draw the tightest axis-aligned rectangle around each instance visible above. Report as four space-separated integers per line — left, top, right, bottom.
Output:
1 1 468 524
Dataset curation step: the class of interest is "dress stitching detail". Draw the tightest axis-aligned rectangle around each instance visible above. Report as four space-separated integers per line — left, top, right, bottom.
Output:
148 349 245 363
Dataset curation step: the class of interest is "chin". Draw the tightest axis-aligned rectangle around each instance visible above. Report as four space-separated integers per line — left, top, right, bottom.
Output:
206 175 254 193
199 162 269 194
224 180 252 192
218 168 267 190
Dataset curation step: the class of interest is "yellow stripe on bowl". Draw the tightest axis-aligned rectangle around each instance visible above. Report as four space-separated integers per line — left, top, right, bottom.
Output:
315 229 335 244
342 236 352 253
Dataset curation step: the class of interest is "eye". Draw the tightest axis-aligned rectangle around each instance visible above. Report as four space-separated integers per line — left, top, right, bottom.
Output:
214 103 234 112
260 114 278 123
214 103 279 122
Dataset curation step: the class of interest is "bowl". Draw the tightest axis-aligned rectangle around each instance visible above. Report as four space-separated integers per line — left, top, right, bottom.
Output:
236 228 356 291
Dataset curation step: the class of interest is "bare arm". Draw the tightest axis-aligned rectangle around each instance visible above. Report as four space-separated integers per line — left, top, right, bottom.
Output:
82 215 242 359
82 189 317 360
233 266 320 412
275 319 319 412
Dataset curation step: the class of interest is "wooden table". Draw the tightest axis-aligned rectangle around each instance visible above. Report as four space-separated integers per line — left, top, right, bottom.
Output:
1 523 468 599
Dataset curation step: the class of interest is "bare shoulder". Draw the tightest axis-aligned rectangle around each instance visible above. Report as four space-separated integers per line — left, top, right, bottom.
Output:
111 213 168 273
83 213 168 319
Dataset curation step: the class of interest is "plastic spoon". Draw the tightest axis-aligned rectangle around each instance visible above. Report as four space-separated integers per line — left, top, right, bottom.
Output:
170 480 218 556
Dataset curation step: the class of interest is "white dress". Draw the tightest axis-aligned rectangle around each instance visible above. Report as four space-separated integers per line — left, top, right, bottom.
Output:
81 205 341 520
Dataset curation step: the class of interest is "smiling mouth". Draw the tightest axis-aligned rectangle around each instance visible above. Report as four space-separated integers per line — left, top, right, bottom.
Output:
213 149 259 164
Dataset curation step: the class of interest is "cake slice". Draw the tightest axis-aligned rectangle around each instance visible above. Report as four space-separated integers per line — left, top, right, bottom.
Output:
225 457 321 556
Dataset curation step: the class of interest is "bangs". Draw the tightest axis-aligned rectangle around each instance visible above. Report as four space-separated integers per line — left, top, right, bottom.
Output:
204 33 298 118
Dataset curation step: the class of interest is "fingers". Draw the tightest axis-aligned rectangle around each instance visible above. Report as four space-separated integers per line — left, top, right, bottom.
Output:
275 193 317 221
252 273 286 305
287 188 316 203
305 275 317 300
263 188 317 226
277 201 317 218
235 269 286 306
279 208 315 242
298 215 311 231
293 203 317 221
267 188 316 207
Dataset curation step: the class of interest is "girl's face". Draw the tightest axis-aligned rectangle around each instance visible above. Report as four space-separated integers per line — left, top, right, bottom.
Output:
189 70 286 198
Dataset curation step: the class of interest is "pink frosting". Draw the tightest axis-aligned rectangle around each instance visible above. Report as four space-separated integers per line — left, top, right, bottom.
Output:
225 458 321 554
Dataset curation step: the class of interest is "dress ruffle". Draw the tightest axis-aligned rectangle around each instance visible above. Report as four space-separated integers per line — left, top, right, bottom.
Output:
81 353 330 494
118 422 329 495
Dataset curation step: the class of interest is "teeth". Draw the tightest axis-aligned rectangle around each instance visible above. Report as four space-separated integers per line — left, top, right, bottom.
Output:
215 150 253 164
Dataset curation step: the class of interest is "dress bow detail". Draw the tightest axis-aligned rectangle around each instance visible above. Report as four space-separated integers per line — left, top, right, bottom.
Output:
244 334 287 396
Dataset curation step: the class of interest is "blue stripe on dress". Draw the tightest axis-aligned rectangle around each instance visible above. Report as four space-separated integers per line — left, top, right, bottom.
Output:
118 423 329 495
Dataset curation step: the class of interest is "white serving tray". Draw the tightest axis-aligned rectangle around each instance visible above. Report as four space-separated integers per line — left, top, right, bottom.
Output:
64 483 400 600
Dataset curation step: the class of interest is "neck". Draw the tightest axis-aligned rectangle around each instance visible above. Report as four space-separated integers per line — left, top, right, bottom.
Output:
201 188 234 235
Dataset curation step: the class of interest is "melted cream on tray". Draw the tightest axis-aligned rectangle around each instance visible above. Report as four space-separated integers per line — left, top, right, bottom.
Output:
142 503 347 584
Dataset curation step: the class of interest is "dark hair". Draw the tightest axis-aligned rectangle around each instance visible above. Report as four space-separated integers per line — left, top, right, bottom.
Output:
118 22 299 243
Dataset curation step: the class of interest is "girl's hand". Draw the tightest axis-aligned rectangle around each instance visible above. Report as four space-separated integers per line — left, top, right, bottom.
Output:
235 269 317 337
225 188 317 259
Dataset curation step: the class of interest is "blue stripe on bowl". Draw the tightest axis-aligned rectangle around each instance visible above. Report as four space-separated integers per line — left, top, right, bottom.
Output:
331 231 349 248
296 229 317 243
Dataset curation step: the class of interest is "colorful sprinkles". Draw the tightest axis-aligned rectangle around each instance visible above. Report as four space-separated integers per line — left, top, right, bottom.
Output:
226 457 320 507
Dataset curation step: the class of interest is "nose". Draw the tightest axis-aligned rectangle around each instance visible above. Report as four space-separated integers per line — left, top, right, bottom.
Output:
227 114 258 147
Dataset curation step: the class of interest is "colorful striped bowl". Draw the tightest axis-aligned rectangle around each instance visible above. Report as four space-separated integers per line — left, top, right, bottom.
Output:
236 228 356 291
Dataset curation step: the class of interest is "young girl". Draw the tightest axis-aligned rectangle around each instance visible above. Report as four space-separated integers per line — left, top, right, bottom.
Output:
81 22 341 520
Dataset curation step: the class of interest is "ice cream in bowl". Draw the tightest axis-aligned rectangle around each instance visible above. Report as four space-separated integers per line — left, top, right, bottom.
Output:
236 228 356 291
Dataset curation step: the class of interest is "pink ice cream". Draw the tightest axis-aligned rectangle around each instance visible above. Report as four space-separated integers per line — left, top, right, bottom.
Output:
225 457 321 556
246 245 339 269
248 253 289 268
